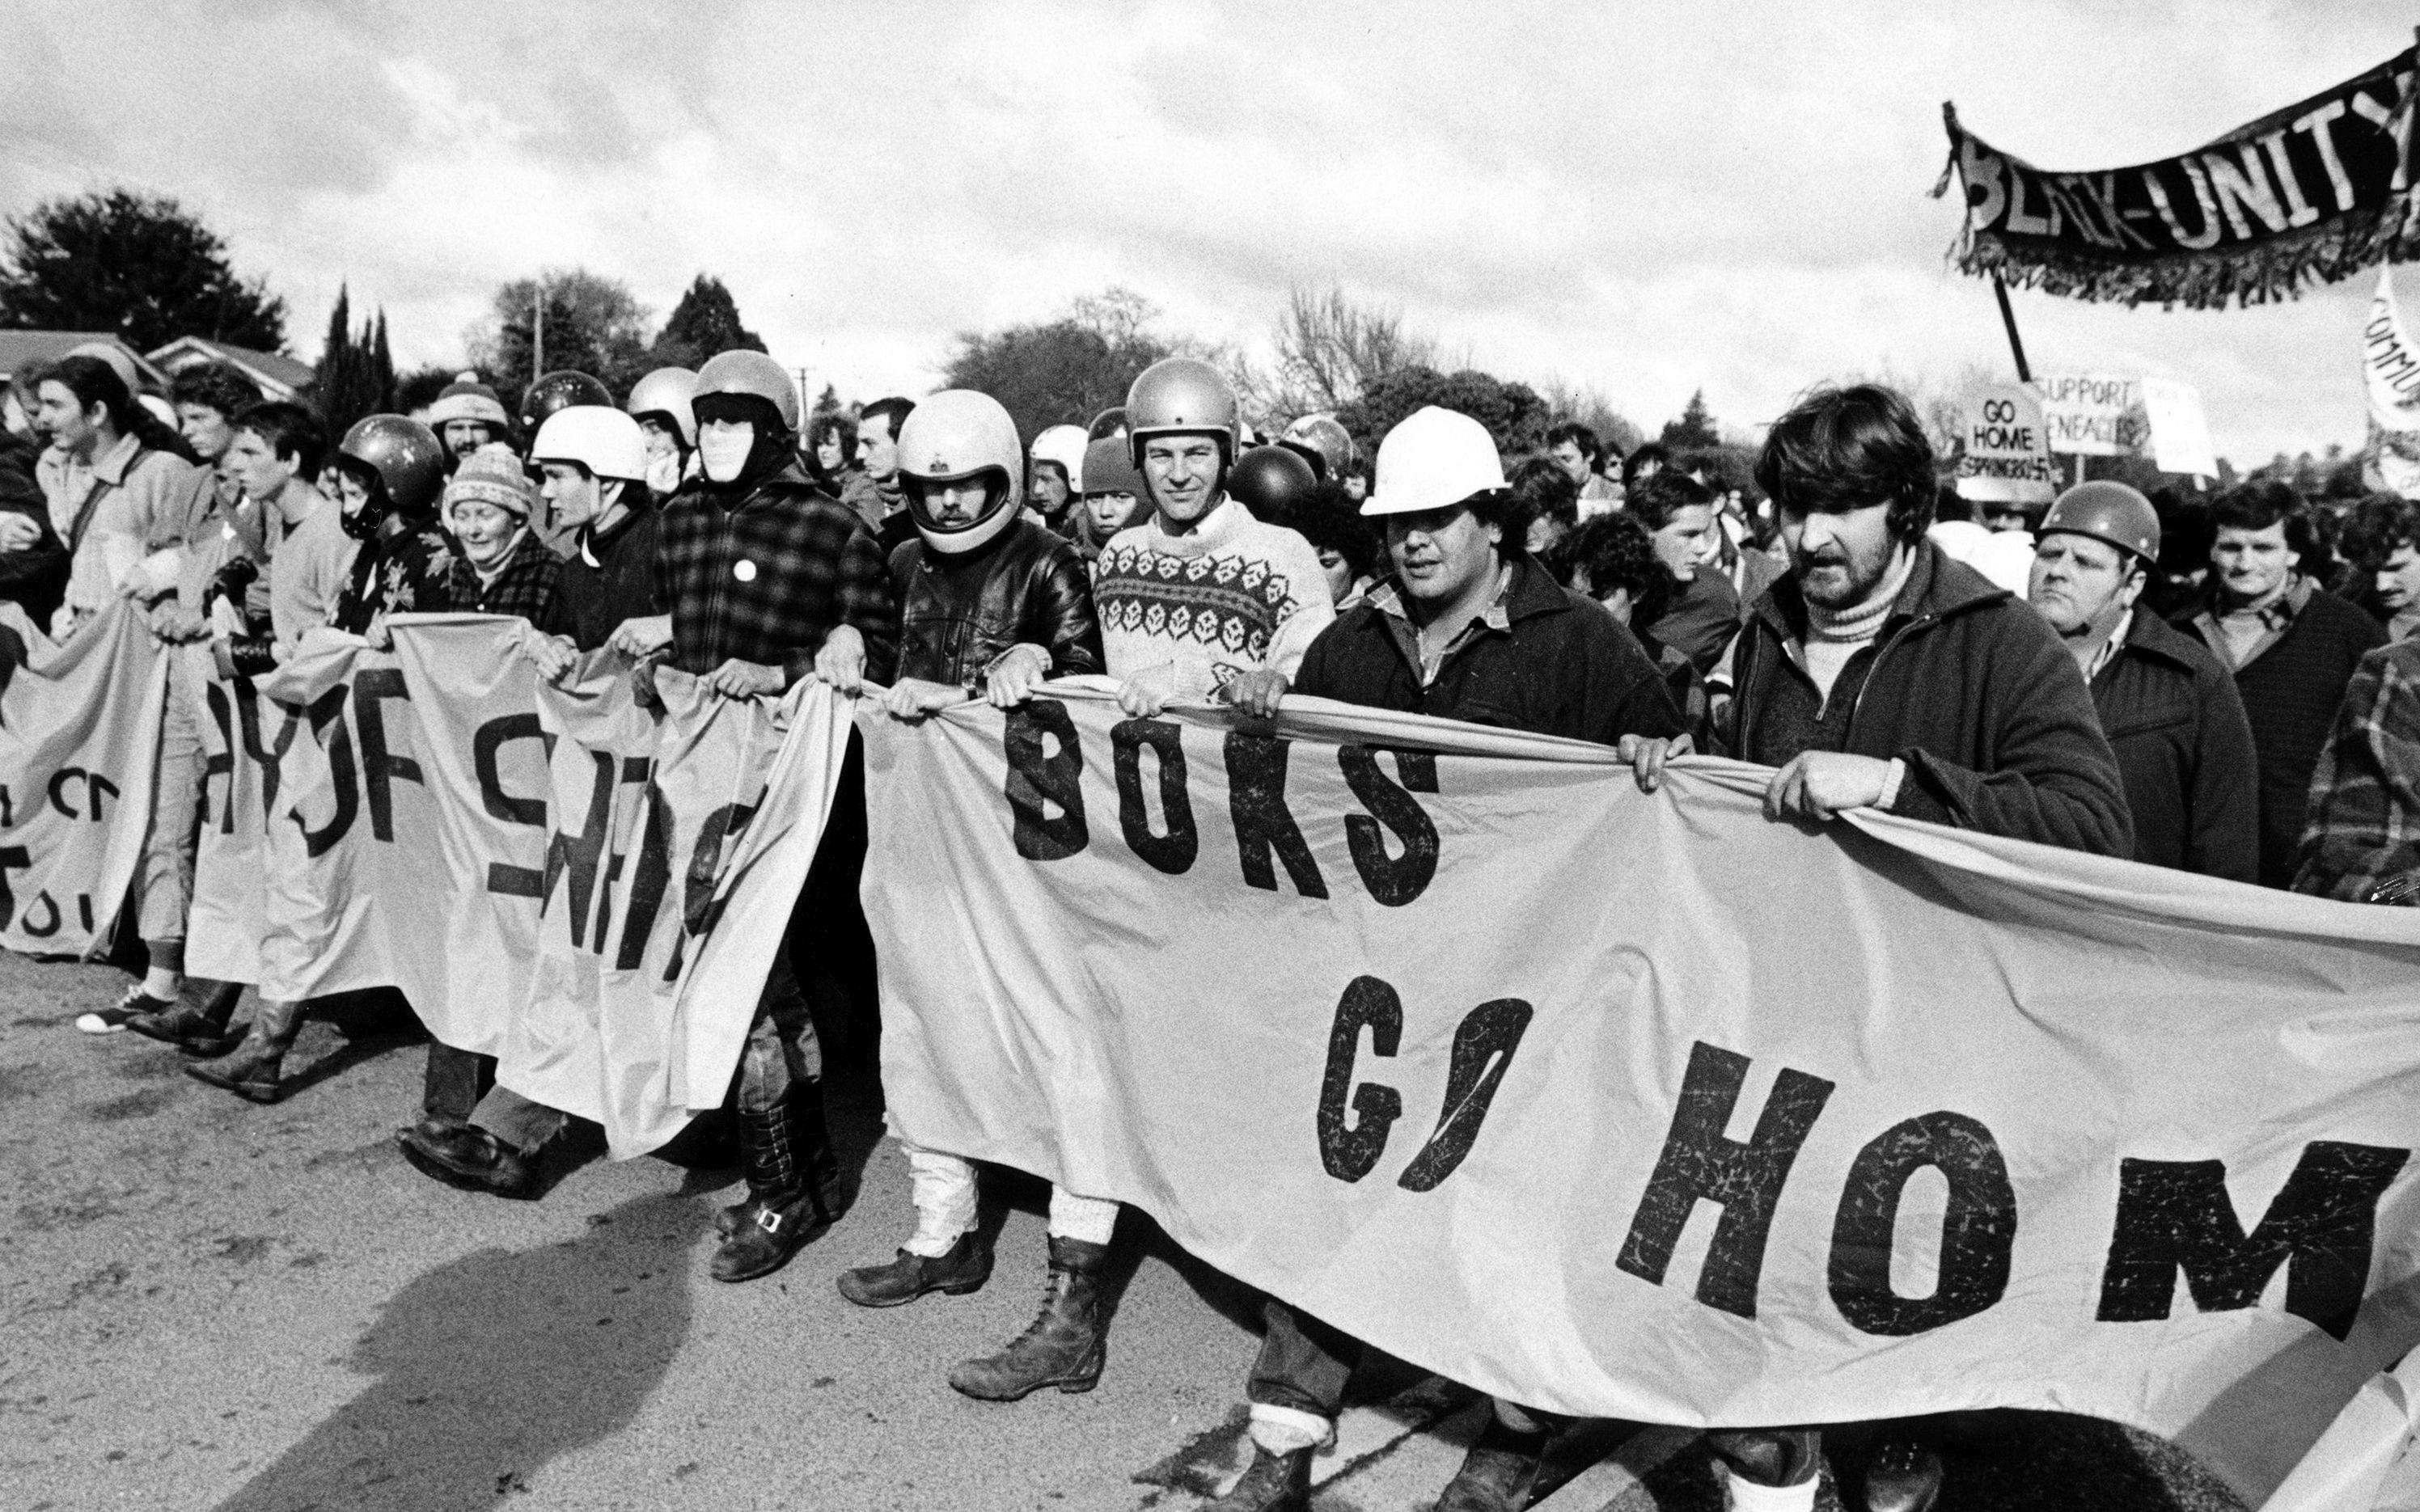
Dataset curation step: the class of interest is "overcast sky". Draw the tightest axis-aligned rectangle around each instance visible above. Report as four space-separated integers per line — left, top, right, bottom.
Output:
5 0 2405 463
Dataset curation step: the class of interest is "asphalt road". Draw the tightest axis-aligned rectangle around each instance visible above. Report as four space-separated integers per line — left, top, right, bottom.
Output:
1 953 2249 1512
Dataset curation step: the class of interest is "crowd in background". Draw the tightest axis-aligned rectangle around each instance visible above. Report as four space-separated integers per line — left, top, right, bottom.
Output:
2 339 2417 1512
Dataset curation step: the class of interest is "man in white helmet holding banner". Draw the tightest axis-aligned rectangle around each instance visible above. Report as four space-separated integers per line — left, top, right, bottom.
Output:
1209 406 1684 1512
836 389 1106 1379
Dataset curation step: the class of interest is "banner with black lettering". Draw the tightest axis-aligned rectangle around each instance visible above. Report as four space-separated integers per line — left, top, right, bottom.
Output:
857 684 2420 1504
1936 49 2418 308
0 602 166 956
391 618 850 1155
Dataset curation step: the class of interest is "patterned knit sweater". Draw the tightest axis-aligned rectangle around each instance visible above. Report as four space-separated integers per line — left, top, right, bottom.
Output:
1092 497 1335 695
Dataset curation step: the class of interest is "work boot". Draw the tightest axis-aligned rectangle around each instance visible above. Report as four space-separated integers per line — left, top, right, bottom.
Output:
1434 1416 1551 1512
396 1120 538 1200
1853 1442 1942 1512
1206 1444 1312 1511
709 1083 841 1282
837 1231 992 1307
184 998 304 1104
946 1235 1110 1400
128 981 245 1056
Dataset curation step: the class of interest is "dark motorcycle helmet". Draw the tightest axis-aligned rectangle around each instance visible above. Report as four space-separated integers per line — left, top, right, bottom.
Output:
332 415 445 540
1226 444 1321 528
518 370 614 437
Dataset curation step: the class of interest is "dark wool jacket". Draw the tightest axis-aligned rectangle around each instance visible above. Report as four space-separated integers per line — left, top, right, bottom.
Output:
1292 554 1686 745
2176 585 2388 887
543 505 662 653
0 431 66 631
2091 607 2259 881
653 462 899 686
888 517 1102 686
1724 540 2133 855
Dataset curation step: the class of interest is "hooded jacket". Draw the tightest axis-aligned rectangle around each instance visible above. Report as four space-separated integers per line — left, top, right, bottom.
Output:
1724 538 2132 855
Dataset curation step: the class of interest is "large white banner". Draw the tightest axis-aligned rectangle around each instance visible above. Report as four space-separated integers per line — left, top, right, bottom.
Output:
0 602 167 956
858 683 2420 1506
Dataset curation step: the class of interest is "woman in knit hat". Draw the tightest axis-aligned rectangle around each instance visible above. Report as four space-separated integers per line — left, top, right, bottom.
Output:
438 443 558 619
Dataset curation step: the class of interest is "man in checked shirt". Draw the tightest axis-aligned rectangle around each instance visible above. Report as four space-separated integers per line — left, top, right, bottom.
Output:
611 348 899 1284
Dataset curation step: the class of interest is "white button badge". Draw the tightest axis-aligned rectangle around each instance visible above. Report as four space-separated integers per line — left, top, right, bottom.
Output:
734 560 758 582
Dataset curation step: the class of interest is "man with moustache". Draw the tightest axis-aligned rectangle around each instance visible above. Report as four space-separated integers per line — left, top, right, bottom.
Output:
1625 383 2128 1512
2029 482 2257 880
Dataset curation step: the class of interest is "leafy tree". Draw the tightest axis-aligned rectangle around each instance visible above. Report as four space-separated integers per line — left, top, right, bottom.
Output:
394 365 458 417
309 285 396 440
649 275 766 371
0 189 286 352
1661 389 1721 450
468 268 653 400
1334 365 1552 462
941 287 1174 445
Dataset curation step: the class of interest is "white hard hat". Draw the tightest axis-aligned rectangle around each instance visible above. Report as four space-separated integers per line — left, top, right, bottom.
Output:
1360 407 1506 517
531 406 649 483
1030 424 1089 490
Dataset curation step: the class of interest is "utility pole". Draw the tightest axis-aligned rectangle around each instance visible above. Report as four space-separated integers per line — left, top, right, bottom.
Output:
532 283 545 384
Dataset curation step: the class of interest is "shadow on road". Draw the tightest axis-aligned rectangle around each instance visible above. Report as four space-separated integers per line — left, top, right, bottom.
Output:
211 1190 706 1512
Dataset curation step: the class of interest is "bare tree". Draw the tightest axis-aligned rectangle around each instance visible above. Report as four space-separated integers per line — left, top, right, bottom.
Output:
1535 378 1644 458
1250 285 1439 423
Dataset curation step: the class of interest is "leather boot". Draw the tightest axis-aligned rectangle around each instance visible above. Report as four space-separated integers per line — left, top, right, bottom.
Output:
946 1235 1110 1400
1207 1444 1312 1511
715 1081 845 1237
1854 1442 1942 1512
709 1084 840 1282
184 998 304 1104
1434 1416 1551 1512
837 1231 992 1307
128 981 245 1056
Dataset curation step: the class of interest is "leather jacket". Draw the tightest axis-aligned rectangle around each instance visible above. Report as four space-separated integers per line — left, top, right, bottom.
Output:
890 517 1102 686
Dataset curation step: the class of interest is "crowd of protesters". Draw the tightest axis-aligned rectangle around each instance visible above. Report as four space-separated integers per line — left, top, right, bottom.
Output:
5 335 2418 1512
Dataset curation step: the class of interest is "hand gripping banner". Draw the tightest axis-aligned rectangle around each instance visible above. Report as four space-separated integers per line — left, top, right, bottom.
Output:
857 683 2420 1505
1936 49 2419 308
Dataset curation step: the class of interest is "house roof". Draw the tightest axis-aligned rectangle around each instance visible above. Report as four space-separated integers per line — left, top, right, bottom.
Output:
147 336 316 398
0 332 173 392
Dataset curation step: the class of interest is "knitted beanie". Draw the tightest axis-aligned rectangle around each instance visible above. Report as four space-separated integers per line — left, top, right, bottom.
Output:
443 444 535 518
429 372 510 429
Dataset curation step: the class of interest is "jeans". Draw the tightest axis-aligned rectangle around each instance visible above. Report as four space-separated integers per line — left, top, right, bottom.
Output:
422 1041 492 1126
135 657 207 945
734 944 820 1114
423 1041 568 1153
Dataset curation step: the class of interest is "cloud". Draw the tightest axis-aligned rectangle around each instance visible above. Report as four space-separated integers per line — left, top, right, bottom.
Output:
2 0 2401 462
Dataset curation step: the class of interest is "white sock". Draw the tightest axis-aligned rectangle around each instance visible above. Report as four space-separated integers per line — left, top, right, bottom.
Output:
1246 1404 1330 1455
142 968 182 1000
1724 1465 1818 1512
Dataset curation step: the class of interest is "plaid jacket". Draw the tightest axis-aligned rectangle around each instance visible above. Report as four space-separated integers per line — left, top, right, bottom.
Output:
652 463 899 685
2293 640 2420 903
437 530 560 623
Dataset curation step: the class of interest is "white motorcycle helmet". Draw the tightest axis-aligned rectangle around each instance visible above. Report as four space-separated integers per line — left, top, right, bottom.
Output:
898 390 1024 555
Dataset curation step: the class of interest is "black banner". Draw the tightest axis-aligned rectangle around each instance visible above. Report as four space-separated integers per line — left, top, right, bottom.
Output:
1936 49 2418 308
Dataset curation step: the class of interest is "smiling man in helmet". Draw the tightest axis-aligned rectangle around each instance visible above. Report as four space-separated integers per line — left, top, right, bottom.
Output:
627 348 897 1284
836 390 1102 1368
1093 357 1334 723
1208 408 1683 1512
2030 480 2257 879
